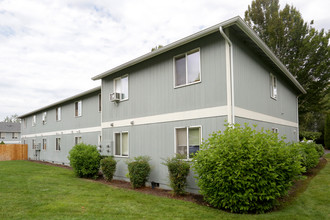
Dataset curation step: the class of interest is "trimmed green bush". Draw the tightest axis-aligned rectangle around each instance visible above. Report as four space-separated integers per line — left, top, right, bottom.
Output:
68 143 101 179
126 156 151 188
292 141 320 171
0 141 5 144
100 156 117 181
192 124 303 214
163 154 190 195
325 113 330 149
299 131 322 141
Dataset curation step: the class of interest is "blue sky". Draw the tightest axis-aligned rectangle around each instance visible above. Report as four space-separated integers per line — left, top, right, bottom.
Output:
0 0 329 120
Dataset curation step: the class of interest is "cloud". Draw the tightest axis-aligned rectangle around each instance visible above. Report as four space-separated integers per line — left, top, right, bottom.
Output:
0 0 329 120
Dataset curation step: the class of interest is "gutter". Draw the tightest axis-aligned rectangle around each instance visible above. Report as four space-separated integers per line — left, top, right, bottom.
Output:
219 26 235 125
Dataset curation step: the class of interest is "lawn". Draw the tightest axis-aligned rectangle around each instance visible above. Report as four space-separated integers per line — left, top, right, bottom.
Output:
0 155 329 220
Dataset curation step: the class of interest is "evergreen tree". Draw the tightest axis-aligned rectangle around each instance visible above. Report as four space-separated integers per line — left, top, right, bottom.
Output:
245 0 330 135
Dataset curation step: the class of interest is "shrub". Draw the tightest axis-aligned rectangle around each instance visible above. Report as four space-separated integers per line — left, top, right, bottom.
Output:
292 141 320 171
68 143 101 178
325 113 330 149
126 156 151 188
162 154 190 195
100 157 117 181
299 131 322 141
0 141 5 144
192 124 303 214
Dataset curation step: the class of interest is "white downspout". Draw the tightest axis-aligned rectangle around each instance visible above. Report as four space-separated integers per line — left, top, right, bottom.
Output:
219 26 235 125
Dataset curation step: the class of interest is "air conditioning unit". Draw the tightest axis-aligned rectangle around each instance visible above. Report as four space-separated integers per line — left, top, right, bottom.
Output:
110 92 121 102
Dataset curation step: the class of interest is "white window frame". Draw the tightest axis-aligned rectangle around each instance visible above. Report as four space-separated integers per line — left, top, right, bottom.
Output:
74 136 82 145
114 131 129 157
174 125 202 160
98 93 102 112
173 48 201 88
0 132 5 139
32 139 36 149
56 107 62 121
32 115 37 126
270 73 277 100
42 112 47 125
113 75 129 101
55 138 61 151
12 132 18 139
42 138 47 150
74 100 82 117
272 128 279 134
98 135 102 146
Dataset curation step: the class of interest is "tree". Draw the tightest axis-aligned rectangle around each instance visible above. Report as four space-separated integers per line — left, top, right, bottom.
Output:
2 114 21 123
151 45 163 52
245 0 330 136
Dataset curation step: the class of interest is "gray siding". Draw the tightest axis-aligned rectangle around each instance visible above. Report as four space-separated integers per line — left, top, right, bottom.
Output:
21 90 101 163
102 33 227 122
232 34 298 123
0 132 21 143
101 116 227 193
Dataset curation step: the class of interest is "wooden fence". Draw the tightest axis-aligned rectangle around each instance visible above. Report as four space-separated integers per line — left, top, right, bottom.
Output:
0 144 28 161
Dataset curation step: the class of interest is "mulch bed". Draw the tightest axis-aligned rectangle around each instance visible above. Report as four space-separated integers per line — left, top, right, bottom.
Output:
30 156 328 209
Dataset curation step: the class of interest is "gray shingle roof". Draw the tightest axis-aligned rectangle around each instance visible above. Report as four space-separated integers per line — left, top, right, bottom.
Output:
0 122 21 132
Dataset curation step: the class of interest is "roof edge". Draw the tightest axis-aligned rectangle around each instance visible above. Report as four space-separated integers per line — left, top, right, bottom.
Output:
19 86 101 118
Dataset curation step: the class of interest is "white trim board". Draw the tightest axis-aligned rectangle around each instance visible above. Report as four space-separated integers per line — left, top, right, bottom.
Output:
21 126 101 138
102 106 228 128
235 107 298 127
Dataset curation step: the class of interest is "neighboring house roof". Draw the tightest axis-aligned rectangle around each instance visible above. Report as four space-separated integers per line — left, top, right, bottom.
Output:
0 122 21 132
92 16 306 94
19 86 101 118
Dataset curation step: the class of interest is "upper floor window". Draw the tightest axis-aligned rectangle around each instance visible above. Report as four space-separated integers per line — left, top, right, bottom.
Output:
56 107 61 121
174 49 201 87
175 126 201 159
0 132 5 139
42 112 47 125
98 93 102 112
114 132 129 157
114 75 128 101
75 100 82 117
12 132 18 139
270 74 277 99
32 115 37 126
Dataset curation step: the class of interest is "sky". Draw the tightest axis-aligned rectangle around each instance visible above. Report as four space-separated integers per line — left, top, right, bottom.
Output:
0 0 329 120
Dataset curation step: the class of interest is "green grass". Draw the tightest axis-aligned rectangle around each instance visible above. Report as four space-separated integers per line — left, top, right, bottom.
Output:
0 156 329 220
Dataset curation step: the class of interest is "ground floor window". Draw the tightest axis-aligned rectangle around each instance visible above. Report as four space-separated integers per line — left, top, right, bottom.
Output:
114 132 128 157
175 126 201 159
32 139 36 149
75 136 82 145
56 138 61 151
42 138 47 150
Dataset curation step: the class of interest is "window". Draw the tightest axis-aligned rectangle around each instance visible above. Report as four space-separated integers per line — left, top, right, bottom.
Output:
114 132 129 157
114 75 128 101
98 93 102 112
12 132 18 139
0 132 5 139
98 135 102 146
42 112 47 125
75 136 82 145
75 100 82 117
270 74 277 99
56 107 61 121
32 139 36 149
272 128 279 133
32 115 37 126
175 126 201 159
23 139 26 145
174 49 201 87
23 119 27 128
42 138 47 150
56 138 61 151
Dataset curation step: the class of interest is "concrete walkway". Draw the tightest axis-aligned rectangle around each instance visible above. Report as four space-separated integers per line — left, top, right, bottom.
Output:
325 149 330 154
